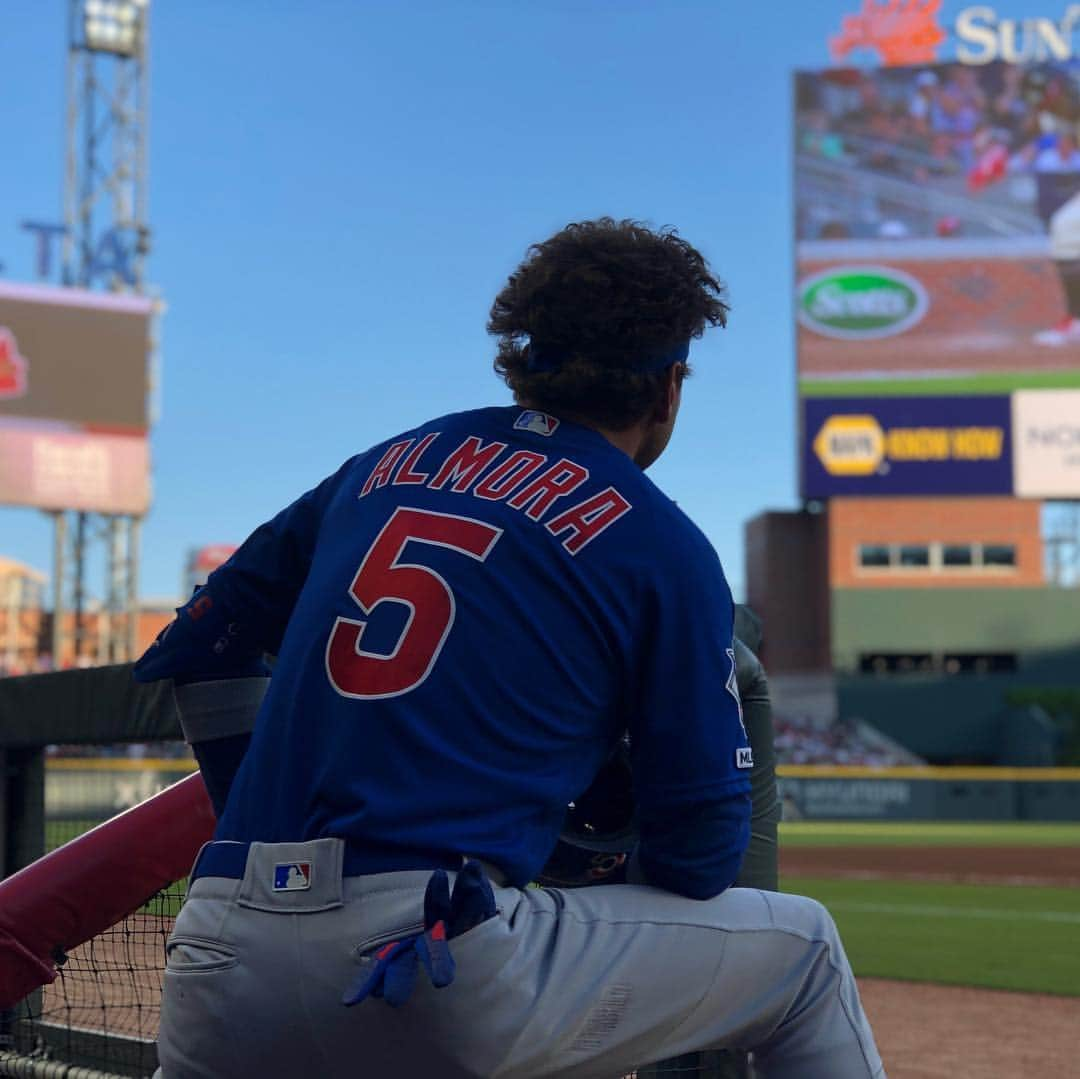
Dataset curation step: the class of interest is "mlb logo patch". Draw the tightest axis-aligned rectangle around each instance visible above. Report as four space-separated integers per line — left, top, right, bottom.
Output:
736 747 754 770
513 410 559 436
273 862 312 891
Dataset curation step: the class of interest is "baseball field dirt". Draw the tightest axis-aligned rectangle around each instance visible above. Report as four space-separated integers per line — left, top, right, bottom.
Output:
860 979 1080 1079
780 842 1080 886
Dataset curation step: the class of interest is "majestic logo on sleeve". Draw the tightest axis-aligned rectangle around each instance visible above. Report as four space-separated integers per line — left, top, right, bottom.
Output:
726 646 750 761
0 327 29 400
513 410 560 436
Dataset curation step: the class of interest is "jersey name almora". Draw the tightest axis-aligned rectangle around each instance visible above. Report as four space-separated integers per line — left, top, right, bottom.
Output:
214 406 750 891
357 427 631 555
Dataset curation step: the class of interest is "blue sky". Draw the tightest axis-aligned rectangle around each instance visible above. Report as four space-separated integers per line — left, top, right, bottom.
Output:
0 0 1044 602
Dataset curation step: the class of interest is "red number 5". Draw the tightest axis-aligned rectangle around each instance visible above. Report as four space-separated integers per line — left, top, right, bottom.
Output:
325 507 502 699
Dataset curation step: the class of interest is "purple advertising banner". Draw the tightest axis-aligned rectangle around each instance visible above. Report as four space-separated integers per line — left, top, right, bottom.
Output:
802 396 1013 499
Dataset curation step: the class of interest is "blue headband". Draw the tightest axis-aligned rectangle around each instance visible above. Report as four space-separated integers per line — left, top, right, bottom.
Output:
526 339 690 374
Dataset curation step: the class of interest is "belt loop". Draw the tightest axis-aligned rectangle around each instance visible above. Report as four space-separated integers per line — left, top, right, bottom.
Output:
188 839 214 885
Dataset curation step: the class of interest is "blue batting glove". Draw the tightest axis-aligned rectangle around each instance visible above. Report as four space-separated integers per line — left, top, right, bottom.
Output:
342 861 496 1008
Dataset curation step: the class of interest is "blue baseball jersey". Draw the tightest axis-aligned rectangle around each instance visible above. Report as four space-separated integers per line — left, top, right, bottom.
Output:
213 405 751 897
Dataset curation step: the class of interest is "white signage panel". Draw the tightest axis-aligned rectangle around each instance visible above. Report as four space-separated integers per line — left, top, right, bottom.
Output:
1013 390 1080 497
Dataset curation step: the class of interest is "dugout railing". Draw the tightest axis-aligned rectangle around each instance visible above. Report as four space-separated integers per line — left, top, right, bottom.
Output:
0 666 730 1079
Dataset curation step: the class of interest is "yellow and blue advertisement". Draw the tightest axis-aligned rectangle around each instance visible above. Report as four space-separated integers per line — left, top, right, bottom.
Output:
803 396 1013 498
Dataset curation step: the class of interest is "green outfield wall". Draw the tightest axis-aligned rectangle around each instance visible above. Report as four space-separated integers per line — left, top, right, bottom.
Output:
777 766 1080 821
829 589 1080 763
831 589 1080 668
44 757 196 823
41 760 1080 826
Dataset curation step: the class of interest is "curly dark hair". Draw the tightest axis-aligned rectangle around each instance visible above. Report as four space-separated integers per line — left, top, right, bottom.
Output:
489 218 729 430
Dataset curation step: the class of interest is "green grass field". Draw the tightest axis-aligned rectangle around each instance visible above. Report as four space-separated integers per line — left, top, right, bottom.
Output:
799 368 1080 397
779 820 1080 847
786 876 1080 996
781 820 1080 996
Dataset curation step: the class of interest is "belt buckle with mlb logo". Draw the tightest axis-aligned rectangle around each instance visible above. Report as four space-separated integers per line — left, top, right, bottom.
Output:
273 861 312 891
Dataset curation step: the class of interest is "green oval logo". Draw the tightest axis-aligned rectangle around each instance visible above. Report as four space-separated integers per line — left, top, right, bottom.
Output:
798 266 929 340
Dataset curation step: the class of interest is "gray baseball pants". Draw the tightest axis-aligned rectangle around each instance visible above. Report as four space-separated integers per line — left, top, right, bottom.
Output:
156 839 884 1079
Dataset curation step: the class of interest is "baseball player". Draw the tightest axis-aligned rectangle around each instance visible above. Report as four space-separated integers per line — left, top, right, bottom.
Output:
137 218 884 1079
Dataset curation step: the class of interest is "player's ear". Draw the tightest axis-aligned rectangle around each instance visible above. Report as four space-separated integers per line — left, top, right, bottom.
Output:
653 363 684 424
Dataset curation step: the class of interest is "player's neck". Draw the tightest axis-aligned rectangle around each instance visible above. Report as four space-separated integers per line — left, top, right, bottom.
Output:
596 422 651 463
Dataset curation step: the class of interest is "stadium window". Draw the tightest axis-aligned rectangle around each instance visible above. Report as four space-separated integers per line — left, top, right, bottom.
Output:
943 653 1017 675
898 544 930 568
858 544 891 568
942 544 974 568
981 544 1016 568
859 653 934 675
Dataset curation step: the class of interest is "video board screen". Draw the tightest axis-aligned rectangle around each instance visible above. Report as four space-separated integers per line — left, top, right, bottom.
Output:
0 281 153 513
795 59 1080 498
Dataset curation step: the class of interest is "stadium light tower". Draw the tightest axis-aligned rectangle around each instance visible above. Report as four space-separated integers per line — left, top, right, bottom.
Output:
53 0 152 667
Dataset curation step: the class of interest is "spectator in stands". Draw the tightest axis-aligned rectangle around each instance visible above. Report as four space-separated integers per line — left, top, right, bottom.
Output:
773 713 915 768
907 70 938 139
799 109 847 162
932 66 985 169
990 64 1032 143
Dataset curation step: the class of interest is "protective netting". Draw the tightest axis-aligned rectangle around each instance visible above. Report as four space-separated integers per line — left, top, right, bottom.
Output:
1 891 180 1078
0 750 192 1079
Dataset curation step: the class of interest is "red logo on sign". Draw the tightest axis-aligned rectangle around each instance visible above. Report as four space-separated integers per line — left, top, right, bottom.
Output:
830 0 946 67
0 327 28 400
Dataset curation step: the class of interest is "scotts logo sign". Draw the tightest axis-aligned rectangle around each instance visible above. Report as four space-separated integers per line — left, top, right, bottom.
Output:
814 413 1005 476
831 3 1080 66
0 328 28 400
798 266 929 340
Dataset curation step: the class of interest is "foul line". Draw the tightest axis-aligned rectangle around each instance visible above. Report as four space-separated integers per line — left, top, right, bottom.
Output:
827 901 1080 925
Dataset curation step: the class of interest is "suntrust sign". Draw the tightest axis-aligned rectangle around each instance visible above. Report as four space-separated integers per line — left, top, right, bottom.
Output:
958 4 1080 62
831 2 1080 66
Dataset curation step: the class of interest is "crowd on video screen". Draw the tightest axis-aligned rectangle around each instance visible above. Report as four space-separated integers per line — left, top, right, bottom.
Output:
796 60 1080 240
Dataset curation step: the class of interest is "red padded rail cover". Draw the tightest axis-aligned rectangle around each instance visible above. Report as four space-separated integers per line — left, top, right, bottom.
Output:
0 771 215 1009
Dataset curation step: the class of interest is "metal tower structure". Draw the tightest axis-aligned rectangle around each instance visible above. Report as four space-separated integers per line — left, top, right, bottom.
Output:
53 0 151 667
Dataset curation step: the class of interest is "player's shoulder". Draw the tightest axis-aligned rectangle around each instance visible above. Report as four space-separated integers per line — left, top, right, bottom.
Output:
647 487 723 569
315 408 509 494
611 473 729 601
